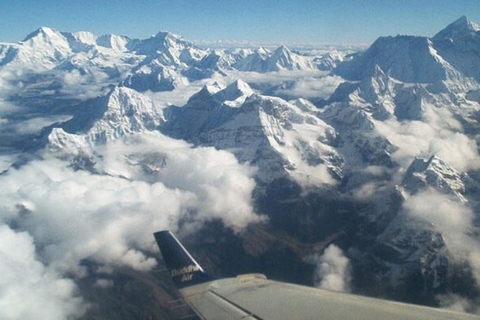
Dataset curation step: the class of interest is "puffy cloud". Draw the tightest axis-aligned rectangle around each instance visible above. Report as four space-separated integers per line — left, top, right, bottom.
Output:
2 133 259 270
374 118 480 172
374 119 436 168
402 189 474 237
97 133 260 231
0 225 86 320
59 69 111 100
352 181 387 200
225 69 327 87
429 133 480 171
0 131 260 317
311 244 351 292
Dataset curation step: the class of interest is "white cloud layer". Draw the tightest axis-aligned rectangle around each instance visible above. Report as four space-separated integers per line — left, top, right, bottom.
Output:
275 75 344 99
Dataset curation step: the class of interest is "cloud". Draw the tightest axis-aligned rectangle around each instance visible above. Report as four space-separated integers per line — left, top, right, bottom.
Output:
150 69 340 107
59 69 111 100
11 115 72 135
0 131 261 317
428 133 480 171
275 75 344 99
374 118 480 172
437 294 480 315
0 225 86 320
402 188 480 293
352 181 389 200
2 133 259 270
193 40 367 52
97 133 261 231
402 189 474 237
311 244 351 292
374 119 436 168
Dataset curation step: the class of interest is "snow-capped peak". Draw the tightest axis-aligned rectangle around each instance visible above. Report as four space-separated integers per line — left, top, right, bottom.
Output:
434 16 480 41
357 65 398 104
22 26 71 51
334 34 459 83
133 31 193 56
273 45 291 55
201 82 224 96
152 31 191 49
263 45 313 71
23 26 64 42
402 155 468 202
215 79 254 102
256 47 271 58
47 86 161 154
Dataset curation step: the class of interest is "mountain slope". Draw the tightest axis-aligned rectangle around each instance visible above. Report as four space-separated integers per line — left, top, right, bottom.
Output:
161 80 341 184
334 35 461 83
47 86 162 155
433 16 480 82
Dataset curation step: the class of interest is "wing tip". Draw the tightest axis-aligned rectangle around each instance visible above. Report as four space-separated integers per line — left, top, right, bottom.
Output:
153 230 214 288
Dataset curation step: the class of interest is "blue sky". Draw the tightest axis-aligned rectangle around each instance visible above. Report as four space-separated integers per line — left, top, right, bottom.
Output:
1 0 480 44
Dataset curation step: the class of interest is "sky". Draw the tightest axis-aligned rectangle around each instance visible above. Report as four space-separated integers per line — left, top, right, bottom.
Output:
1 0 480 45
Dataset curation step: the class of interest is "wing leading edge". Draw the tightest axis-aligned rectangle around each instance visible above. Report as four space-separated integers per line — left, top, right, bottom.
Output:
154 230 478 320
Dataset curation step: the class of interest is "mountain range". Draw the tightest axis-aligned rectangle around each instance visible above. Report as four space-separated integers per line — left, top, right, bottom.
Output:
1 16 480 319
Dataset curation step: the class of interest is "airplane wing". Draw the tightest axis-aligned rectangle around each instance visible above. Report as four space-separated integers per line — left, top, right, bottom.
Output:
154 230 478 320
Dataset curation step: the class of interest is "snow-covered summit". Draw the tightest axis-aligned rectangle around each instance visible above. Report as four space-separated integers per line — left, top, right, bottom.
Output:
215 79 254 104
402 155 469 202
333 16 480 84
160 83 341 184
334 35 459 83
2 27 73 69
130 31 198 65
0 26 137 73
434 16 480 41
47 86 161 155
263 45 314 71
432 16 480 82
161 80 252 139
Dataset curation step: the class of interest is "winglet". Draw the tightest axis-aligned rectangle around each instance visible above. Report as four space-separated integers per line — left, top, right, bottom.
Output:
154 230 214 288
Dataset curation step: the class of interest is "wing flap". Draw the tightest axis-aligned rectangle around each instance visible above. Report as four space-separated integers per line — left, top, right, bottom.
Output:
182 284 261 320
184 278 477 320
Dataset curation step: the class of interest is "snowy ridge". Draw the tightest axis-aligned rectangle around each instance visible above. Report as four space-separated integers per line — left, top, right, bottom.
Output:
402 155 469 203
2 17 480 315
47 86 162 155
433 16 480 42
0 27 135 70
432 16 480 82
161 80 341 184
334 35 463 83
322 67 399 168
